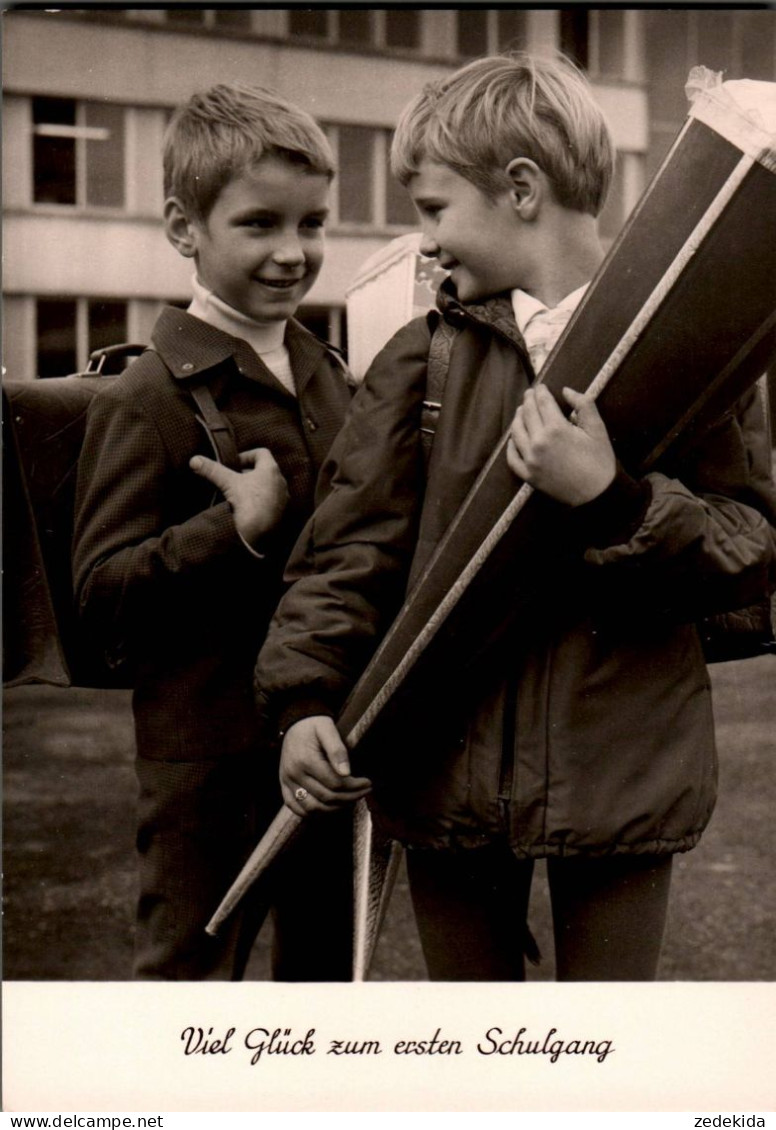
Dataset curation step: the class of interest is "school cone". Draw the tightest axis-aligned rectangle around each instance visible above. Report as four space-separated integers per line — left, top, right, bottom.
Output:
352 799 405 981
205 805 302 935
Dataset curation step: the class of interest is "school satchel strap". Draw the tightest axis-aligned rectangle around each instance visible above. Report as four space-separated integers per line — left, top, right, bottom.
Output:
420 313 456 467
188 382 240 471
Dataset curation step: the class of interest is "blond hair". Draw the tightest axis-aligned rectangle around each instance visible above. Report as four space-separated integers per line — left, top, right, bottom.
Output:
164 83 335 221
391 52 614 216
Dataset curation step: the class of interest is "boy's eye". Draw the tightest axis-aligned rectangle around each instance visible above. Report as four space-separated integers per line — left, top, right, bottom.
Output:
242 216 276 230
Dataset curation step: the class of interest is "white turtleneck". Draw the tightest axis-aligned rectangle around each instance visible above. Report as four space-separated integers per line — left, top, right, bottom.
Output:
187 275 297 396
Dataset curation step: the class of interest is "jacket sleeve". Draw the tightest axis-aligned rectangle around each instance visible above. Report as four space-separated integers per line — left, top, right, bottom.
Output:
254 318 431 732
72 382 264 655
570 384 776 619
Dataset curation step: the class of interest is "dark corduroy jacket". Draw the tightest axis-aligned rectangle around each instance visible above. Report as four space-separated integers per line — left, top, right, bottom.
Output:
73 307 351 762
255 291 776 855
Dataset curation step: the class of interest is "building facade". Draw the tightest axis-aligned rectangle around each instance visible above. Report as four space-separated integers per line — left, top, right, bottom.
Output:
3 7 775 382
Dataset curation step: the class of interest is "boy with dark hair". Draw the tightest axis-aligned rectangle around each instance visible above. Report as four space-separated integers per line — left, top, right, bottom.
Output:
253 54 775 981
73 83 360 980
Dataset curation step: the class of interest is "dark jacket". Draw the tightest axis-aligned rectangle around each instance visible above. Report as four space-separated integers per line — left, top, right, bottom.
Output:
254 290 776 855
73 307 351 762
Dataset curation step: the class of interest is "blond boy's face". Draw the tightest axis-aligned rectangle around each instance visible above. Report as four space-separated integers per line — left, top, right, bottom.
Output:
190 155 330 323
409 159 525 303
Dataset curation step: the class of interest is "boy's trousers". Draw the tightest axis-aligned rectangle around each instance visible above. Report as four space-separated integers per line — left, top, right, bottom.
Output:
134 754 354 981
406 840 673 982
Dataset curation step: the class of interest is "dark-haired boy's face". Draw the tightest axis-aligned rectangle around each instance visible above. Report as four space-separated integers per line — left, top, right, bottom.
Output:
191 156 330 322
409 159 525 302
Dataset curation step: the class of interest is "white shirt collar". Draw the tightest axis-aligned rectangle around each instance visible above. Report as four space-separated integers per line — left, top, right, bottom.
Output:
510 282 590 336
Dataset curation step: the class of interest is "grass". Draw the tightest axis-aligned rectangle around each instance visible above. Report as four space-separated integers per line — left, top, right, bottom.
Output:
3 654 774 981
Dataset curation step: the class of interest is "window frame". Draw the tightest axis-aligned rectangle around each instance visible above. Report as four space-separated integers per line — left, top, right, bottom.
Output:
288 9 421 53
455 10 529 57
35 295 129 376
31 96 127 212
327 124 416 232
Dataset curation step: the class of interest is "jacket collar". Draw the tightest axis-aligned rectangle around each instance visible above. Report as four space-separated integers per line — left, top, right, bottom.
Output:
150 306 329 399
436 279 529 358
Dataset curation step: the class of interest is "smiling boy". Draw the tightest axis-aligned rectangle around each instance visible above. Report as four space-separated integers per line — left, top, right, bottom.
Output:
73 84 355 981
254 54 775 981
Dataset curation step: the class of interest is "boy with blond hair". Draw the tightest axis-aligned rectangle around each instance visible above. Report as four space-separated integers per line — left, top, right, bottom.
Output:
254 54 775 980
73 83 358 980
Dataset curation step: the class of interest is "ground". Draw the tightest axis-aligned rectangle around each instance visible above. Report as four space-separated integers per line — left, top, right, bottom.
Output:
2 655 774 981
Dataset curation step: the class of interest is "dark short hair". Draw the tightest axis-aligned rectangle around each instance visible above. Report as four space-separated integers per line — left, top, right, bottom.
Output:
164 83 335 221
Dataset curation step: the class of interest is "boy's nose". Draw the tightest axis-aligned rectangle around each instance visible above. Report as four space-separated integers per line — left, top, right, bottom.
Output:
272 233 305 266
419 233 440 258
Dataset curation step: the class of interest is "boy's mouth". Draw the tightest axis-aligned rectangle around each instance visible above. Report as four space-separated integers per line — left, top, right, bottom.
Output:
256 277 304 290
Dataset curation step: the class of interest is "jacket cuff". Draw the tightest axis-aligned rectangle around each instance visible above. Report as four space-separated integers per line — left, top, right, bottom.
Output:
569 464 652 549
277 697 337 736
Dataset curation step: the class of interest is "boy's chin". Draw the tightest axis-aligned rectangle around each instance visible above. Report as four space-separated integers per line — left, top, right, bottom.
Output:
450 272 500 305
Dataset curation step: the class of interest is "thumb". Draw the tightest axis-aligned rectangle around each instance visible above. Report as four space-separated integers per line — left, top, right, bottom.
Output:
319 720 352 777
563 387 606 435
189 454 234 492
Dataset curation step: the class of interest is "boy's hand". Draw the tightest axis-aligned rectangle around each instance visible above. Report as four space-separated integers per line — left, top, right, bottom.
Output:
190 448 289 547
506 385 616 506
280 716 373 815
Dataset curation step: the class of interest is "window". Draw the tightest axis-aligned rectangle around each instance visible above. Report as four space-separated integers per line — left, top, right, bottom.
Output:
740 11 776 80
497 10 527 51
598 152 644 243
589 10 626 79
296 306 347 353
385 164 417 227
338 127 375 224
339 10 373 45
456 10 527 56
164 9 206 26
597 152 625 242
37 299 77 378
36 298 128 377
32 97 125 208
213 10 252 31
457 10 489 58
89 300 129 368
162 10 252 31
384 10 419 50
330 126 416 230
288 9 327 39
289 10 419 51
33 98 76 205
560 10 589 71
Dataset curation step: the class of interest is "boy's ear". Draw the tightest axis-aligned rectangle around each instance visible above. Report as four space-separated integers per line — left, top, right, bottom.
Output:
504 158 544 221
163 197 200 259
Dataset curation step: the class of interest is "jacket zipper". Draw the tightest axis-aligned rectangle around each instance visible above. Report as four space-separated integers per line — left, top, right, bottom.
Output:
498 675 518 830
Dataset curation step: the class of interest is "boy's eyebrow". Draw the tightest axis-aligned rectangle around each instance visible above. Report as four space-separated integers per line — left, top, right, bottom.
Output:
233 206 331 220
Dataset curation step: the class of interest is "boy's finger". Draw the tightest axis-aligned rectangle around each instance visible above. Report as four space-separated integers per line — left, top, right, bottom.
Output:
562 387 607 436
534 384 565 425
519 387 542 434
506 436 529 481
338 774 373 791
189 454 234 492
238 448 270 470
319 723 353 777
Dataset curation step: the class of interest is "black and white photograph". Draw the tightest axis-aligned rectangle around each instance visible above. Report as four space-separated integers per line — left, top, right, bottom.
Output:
2 4 776 1117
